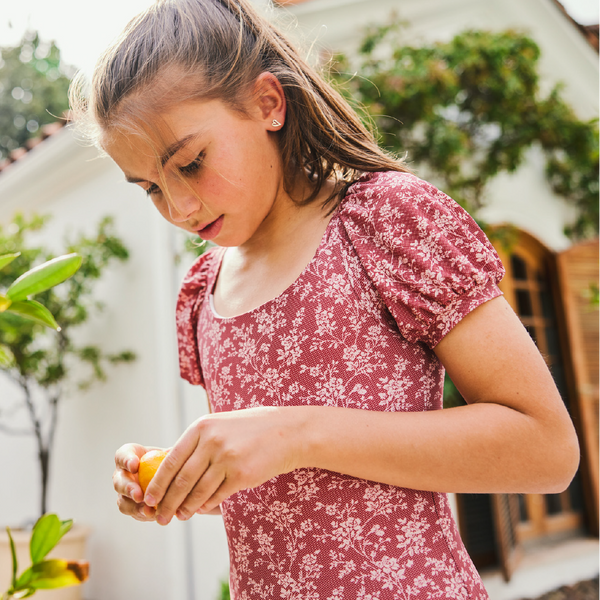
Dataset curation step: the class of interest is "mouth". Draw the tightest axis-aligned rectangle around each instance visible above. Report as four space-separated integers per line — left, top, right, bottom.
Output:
195 215 224 241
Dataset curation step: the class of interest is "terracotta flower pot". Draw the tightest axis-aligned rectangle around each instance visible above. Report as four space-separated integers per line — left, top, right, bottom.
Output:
0 525 91 600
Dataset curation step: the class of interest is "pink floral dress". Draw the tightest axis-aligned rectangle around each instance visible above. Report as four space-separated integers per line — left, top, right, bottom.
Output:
176 172 504 599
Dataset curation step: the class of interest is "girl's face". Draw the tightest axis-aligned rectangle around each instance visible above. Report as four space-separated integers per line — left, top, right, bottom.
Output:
104 80 287 248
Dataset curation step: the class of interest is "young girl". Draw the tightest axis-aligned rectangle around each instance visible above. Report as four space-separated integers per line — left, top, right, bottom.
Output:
72 0 579 597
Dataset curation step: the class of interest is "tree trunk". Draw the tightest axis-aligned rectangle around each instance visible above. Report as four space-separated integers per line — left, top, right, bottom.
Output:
40 446 49 517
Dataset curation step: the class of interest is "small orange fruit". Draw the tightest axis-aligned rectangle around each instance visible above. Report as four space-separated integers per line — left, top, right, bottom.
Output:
138 449 169 495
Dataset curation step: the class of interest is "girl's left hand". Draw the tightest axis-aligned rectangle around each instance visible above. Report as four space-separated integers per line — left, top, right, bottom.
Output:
143 406 300 525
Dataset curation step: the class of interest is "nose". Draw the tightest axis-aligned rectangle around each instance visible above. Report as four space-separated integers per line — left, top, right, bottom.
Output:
165 188 202 223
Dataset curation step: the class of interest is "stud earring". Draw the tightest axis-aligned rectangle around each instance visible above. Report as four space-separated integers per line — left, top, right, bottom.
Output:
272 119 282 127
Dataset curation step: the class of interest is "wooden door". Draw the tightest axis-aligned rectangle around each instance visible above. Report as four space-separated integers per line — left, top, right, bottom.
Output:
493 232 587 541
457 232 596 582
555 239 599 534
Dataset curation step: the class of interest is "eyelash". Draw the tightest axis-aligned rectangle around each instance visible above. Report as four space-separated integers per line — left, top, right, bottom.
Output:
145 152 205 196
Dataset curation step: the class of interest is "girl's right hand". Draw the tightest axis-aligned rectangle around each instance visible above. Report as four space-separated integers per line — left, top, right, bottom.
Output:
113 443 160 522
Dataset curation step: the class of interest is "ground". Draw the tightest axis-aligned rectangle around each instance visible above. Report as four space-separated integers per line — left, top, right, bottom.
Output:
524 577 599 600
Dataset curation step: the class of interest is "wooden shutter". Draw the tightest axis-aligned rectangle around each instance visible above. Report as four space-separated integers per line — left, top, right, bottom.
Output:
491 494 522 582
555 239 599 533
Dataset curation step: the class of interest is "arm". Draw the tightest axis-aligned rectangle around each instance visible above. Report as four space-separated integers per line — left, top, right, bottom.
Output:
297 296 580 494
146 296 579 524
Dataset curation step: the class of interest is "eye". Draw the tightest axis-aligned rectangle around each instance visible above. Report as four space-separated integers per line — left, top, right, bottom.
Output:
145 183 161 196
179 152 205 176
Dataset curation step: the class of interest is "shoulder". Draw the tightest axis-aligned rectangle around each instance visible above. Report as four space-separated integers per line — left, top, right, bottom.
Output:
345 170 435 201
337 171 506 347
178 246 223 305
339 170 497 261
341 170 472 229
176 246 223 331
176 246 224 387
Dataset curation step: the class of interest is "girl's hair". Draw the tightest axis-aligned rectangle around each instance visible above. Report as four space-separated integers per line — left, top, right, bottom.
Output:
69 0 409 210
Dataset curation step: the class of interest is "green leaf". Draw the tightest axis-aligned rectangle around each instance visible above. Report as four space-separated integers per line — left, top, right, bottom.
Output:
0 296 12 312
16 559 88 591
57 520 73 545
7 527 18 588
7 253 82 302
14 588 36 598
0 252 21 271
7 300 60 330
30 514 61 564
0 344 13 366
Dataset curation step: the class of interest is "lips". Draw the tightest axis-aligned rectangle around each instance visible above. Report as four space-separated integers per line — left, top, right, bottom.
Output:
195 215 224 241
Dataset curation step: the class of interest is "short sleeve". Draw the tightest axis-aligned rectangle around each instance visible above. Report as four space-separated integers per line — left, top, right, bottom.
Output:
176 248 221 386
340 172 505 348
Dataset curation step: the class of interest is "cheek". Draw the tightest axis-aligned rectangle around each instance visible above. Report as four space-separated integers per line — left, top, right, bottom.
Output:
150 196 174 222
197 160 243 202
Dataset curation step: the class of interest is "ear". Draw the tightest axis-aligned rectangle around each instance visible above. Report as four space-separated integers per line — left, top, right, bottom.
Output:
252 72 286 131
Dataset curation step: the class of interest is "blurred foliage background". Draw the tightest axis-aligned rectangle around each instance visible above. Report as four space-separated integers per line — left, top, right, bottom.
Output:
330 25 599 241
0 31 73 161
0 215 135 517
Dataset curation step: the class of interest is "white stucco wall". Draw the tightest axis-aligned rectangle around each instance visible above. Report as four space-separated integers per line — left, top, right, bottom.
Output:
0 127 230 600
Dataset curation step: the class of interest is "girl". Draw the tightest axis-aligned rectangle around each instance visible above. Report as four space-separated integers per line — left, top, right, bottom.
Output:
71 0 580 597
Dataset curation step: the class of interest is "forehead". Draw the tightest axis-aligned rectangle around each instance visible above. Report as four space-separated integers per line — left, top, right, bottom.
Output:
101 97 253 178
103 99 209 145
101 99 221 167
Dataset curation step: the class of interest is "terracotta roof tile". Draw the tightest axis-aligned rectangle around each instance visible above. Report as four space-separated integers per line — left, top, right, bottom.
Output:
583 24 599 51
552 0 599 52
0 116 69 175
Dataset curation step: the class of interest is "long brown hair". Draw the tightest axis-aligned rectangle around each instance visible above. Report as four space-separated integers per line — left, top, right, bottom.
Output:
70 0 409 210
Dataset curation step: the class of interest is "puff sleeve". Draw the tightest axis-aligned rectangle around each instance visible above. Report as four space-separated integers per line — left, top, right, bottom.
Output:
176 248 221 386
340 172 505 348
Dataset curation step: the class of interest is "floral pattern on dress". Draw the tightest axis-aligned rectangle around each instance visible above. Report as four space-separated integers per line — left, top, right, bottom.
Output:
176 172 504 599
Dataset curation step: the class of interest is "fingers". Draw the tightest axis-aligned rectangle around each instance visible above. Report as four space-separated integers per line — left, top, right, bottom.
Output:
113 466 144 503
196 477 238 516
113 461 156 521
117 494 157 521
151 449 212 525
144 422 207 516
114 443 148 474
114 443 166 522
174 466 226 521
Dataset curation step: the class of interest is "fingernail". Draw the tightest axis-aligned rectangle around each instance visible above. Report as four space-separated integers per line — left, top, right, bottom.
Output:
145 494 156 507
157 514 168 526
176 510 188 521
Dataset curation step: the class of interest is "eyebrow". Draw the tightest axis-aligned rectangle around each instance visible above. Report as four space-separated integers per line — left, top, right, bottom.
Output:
124 133 200 183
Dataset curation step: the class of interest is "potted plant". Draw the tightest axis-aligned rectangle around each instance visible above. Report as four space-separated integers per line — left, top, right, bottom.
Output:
2 514 89 600
0 214 135 599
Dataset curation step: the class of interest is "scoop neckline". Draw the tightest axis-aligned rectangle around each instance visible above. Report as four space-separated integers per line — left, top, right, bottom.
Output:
207 205 343 321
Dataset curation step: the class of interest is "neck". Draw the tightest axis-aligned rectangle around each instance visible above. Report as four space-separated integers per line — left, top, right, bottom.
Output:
236 174 337 264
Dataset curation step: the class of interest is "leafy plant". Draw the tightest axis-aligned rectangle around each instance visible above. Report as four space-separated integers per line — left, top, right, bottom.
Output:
2 514 89 600
0 252 81 331
0 214 135 518
217 580 230 600
329 25 599 240
0 31 74 161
